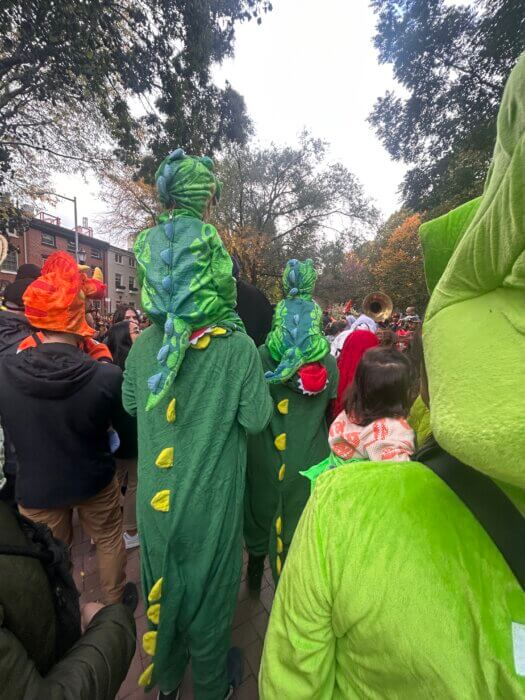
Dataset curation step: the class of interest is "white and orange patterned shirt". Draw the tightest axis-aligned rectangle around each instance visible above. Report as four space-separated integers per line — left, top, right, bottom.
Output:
329 412 415 462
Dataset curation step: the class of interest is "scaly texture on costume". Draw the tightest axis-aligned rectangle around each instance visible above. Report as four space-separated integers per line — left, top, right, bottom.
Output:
135 148 243 410
421 53 525 488
265 259 329 383
155 147 222 218
22 251 95 337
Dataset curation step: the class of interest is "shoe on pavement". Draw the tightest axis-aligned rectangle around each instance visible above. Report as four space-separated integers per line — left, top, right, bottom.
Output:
246 553 265 592
124 531 140 549
122 581 138 613
157 688 181 700
227 646 244 691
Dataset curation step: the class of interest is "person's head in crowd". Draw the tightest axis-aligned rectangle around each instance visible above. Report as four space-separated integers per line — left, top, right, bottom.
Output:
327 320 346 338
405 306 416 316
15 264 41 282
107 320 139 370
345 346 411 426
112 305 139 325
22 252 97 342
1 263 41 315
377 328 397 348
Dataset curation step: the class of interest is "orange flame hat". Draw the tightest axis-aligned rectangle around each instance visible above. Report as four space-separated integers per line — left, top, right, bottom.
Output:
23 251 100 337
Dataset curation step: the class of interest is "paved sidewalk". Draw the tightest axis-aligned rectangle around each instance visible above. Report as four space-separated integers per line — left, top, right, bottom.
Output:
71 523 274 700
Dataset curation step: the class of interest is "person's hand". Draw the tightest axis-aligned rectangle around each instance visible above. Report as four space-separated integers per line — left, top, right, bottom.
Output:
81 602 105 633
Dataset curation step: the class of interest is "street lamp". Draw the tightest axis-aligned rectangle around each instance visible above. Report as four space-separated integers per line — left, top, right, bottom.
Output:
35 191 79 261
78 249 87 265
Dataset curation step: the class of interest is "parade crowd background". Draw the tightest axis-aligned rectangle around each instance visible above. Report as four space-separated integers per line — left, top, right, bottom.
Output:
0 1 524 700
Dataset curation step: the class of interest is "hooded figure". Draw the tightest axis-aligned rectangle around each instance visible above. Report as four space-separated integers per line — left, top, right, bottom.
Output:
244 260 338 588
122 149 272 699
260 53 525 698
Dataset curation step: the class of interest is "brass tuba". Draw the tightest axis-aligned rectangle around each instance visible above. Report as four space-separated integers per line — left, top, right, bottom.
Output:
363 292 393 322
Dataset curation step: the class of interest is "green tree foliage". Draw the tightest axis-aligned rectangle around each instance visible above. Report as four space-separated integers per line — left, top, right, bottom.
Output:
369 0 525 214
213 134 378 298
0 0 271 192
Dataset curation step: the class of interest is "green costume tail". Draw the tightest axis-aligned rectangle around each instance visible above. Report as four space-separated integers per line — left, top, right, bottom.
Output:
135 148 243 410
265 259 329 383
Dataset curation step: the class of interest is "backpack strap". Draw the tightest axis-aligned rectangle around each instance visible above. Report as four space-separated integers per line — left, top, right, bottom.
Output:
415 441 525 591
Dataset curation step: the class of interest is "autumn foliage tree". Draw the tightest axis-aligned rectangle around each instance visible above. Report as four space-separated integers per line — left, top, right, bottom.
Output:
371 213 428 311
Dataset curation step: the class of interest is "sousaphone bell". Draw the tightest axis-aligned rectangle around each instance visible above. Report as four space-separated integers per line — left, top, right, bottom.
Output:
363 291 393 323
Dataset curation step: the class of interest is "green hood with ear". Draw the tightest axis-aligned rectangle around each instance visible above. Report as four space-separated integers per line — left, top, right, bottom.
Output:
421 52 525 489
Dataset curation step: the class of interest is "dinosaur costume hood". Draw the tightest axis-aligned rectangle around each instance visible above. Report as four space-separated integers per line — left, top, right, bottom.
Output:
420 52 525 490
135 148 243 410
265 259 329 384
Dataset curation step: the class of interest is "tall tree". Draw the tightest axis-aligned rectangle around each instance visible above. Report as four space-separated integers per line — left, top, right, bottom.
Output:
369 0 525 214
213 134 379 296
0 0 271 195
371 213 428 312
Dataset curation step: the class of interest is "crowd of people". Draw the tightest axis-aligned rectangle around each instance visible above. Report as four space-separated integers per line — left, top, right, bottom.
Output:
0 52 524 700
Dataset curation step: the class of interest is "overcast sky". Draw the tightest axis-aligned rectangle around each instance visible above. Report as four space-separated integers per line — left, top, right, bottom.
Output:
52 0 406 234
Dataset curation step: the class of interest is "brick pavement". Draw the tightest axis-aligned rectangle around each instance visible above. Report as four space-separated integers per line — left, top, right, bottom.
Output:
71 523 274 700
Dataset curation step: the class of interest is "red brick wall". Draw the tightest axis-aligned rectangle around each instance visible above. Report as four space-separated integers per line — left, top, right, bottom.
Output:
1 224 109 313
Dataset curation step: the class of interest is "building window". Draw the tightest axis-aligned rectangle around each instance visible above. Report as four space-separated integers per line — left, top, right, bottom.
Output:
129 257 136 267
1 249 18 272
91 248 102 260
114 253 123 264
115 273 124 289
67 240 76 253
129 276 135 290
41 232 56 247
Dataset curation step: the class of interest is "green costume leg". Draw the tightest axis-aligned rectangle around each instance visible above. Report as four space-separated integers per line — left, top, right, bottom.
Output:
243 460 278 558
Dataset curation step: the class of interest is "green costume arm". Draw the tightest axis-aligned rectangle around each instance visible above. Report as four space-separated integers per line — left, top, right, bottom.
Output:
238 343 273 434
259 484 335 699
427 57 525 321
421 53 525 486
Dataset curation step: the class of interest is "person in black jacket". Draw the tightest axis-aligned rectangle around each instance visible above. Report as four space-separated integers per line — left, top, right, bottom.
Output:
231 256 273 347
108 320 140 550
0 263 41 505
0 252 136 605
0 500 136 699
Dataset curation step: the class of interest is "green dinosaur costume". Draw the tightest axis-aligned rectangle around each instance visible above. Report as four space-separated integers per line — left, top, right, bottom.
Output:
244 260 337 583
260 54 525 698
122 149 272 698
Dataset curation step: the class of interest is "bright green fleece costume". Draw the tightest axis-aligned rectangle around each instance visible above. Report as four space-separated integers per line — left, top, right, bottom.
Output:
260 53 525 698
244 260 338 582
122 149 272 698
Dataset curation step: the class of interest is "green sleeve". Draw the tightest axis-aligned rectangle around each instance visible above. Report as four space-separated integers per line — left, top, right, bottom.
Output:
259 486 335 699
0 605 135 700
122 343 137 417
237 342 273 435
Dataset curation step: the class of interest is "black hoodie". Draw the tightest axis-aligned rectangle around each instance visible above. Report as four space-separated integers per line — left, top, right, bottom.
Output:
0 342 128 508
0 309 33 356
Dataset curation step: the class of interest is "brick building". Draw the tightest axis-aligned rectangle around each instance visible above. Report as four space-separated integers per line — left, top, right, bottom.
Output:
107 243 140 314
0 213 110 313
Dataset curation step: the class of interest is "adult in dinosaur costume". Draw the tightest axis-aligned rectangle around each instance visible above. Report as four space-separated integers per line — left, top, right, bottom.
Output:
122 149 272 699
260 53 525 698
244 259 338 588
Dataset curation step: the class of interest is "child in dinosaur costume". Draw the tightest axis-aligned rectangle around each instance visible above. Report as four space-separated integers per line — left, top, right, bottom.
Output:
244 259 338 588
260 52 525 698
122 149 272 699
